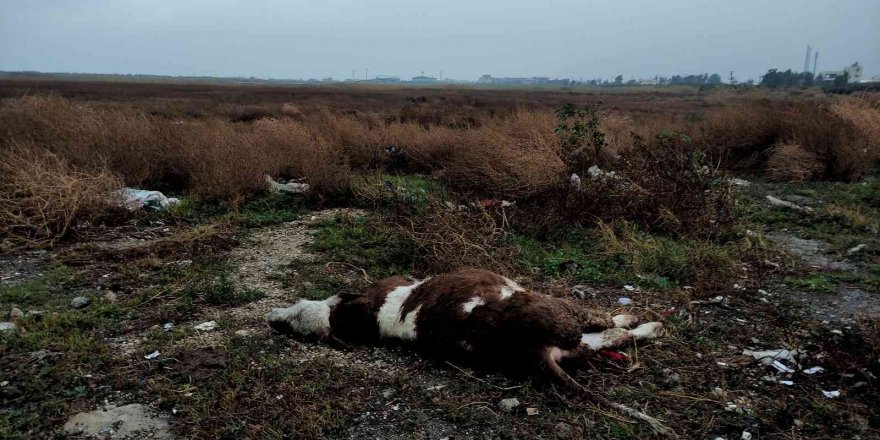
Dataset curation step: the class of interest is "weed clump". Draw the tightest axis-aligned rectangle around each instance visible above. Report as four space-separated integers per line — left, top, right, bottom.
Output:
0 145 126 248
765 142 823 182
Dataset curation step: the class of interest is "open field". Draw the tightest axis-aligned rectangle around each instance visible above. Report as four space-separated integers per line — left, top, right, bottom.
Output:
1 79 879 439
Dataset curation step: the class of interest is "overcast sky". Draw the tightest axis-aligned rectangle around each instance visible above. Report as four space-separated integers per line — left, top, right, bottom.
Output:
1 0 878 82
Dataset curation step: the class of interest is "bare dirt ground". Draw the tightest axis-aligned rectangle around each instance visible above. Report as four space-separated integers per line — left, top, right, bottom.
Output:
2 180 879 439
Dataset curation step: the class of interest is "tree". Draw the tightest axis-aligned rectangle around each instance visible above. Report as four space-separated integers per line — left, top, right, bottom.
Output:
708 73 722 84
834 71 849 87
614 75 623 85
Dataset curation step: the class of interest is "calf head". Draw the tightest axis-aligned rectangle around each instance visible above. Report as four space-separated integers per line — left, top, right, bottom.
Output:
268 296 341 338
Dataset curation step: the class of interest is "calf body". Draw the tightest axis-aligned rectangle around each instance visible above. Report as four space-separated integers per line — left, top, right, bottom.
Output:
269 269 673 435
268 269 662 373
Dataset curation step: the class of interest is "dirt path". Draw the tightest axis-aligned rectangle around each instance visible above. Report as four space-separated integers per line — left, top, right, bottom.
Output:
180 208 364 346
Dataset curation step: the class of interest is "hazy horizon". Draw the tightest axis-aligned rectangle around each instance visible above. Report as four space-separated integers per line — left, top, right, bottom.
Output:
1 0 878 82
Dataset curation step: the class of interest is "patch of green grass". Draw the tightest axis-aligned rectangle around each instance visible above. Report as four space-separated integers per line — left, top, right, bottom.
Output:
134 259 264 322
351 173 453 210
311 214 416 279
785 275 836 293
506 230 616 284
739 179 880 242
164 192 305 227
1 303 119 436
0 265 79 309
508 222 735 291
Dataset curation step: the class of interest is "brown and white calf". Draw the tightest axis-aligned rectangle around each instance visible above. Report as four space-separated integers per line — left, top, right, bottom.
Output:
267 268 663 384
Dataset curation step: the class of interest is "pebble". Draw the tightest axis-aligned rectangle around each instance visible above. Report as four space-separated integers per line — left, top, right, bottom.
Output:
194 321 218 331
498 398 520 413
70 296 91 309
555 422 573 438
0 322 16 332
662 368 680 388
10 308 23 320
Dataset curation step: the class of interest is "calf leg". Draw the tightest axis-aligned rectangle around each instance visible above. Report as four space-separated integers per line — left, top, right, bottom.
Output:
542 346 676 437
579 322 664 351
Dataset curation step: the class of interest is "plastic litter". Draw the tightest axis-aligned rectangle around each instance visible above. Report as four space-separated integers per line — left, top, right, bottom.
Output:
847 244 867 255
163 323 174 332
803 366 824 375
765 195 813 213
587 165 617 180
743 348 800 373
821 390 840 399
193 321 218 331
120 188 180 211
266 175 309 194
569 173 582 190
618 297 633 305
144 351 160 360
623 285 636 292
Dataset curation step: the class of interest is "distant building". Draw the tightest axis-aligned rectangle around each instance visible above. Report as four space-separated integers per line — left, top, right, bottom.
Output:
845 62 863 82
818 62 862 83
411 75 437 83
477 75 572 85
363 76 401 84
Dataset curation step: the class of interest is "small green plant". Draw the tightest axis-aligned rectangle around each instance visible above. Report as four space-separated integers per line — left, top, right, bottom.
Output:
785 275 836 293
555 102 606 173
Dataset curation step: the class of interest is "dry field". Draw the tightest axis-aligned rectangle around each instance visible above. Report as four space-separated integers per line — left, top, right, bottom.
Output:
1 79 879 439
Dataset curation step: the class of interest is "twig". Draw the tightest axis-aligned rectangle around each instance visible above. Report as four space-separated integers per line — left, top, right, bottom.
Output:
323 261 372 282
456 401 500 417
445 361 523 391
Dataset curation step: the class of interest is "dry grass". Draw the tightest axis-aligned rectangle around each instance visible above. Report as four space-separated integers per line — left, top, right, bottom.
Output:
765 142 823 182
0 144 125 248
2 90 879 246
393 199 516 274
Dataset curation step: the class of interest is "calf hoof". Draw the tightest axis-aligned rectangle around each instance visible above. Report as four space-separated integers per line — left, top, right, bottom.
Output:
612 314 639 329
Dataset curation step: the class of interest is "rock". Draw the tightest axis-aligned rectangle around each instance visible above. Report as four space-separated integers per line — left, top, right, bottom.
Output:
847 244 867 256
63 403 171 439
70 296 91 309
234 329 254 337
571 285 599 299
662 368 680 388
10 307 23 320
193 321 218 331
0 322 16 332
555 422 573 438
498 398 520 413
103 291 118 303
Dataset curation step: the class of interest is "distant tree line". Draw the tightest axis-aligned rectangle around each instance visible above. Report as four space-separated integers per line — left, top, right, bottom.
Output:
758 68 855 88
577 73 724 86
759 69 814 88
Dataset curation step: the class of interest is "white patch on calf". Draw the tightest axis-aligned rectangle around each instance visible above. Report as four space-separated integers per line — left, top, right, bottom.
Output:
267 296 341 337
461 296 486 314
376 281 424 341
580 332 606 350
499 277 525 299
